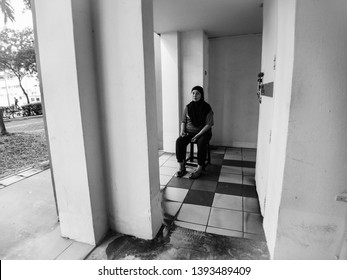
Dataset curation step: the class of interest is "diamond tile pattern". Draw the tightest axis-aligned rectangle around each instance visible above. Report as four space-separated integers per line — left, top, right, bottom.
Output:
158 146 265 241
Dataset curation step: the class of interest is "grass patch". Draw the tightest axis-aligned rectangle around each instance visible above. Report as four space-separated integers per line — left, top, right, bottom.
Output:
0 132 49 179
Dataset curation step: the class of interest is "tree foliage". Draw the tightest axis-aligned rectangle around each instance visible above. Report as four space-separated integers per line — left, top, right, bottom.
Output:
23 0 31 11
0 28 36 104
0 0 15 24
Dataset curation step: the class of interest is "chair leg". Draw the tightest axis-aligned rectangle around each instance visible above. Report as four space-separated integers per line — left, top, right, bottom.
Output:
189 142 194 162
203 142 211 170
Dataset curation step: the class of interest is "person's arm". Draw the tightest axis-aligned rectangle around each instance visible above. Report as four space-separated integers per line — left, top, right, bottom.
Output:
180 107 188 137
191 124 211 142
180 122 187 137
191 110 213 142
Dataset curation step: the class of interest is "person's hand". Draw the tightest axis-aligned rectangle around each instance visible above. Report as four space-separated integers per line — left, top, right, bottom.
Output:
191 134 199 142
180 131 188 137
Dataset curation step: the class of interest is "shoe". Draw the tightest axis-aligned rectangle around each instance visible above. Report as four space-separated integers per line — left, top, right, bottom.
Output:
189 171 202 179
175 169 187 177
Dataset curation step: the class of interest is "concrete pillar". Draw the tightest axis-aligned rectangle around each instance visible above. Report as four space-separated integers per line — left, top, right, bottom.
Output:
161 30 208 153
32 0 108 245
161 32 181 153
262 0 347 259
92 0 162 239
154 33 163 150
274 0 347 259
181 30 208 107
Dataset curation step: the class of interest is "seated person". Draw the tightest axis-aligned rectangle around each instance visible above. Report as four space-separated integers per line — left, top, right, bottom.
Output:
175 86 214 179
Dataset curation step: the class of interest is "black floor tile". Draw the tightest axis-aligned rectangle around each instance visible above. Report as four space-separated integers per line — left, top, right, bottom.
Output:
210 146 226 153
216 182 243 196
167 177 193 189
210 153 224 159
223 159 243 167
191 179 217 192
223 159 256 168
198 173 220 181
210 158 223 165
242 185 258 198
242 161 256 168
204 164 222 174
184 190 215 207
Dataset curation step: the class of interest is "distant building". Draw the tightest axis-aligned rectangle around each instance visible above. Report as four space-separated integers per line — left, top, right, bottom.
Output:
0 72 41 107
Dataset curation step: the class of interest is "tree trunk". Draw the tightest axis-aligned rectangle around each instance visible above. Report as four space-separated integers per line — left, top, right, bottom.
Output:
18 77 30 104
0 108 8 136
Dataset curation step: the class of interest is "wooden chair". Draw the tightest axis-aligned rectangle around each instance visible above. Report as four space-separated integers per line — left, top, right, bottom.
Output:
185 141 211 170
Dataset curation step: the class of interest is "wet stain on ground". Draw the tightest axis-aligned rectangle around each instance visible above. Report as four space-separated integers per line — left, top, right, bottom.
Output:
104 225 270 260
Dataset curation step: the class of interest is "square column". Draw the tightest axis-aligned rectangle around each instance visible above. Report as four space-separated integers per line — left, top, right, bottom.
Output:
32 0 108 245
161 30 209 153
181 30 208 107
161 32 181 153
92 0 162 239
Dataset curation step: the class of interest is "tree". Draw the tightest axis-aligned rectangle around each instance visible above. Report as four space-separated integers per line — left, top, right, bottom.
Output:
23 0 31 10
0 28 36 104
0 0 15 136
0 0 15 24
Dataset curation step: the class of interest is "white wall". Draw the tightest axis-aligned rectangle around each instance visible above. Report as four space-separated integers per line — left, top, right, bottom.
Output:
274 0 347 259
208 35 262 147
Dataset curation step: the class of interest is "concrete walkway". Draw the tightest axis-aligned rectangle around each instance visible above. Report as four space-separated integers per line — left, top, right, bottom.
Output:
0 168 94 260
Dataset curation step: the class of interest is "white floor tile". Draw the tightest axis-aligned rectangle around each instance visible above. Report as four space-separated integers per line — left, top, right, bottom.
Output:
160 175 172 186
221 165 242 175
206 227 243 238
243 197 260 213
212 194 243 211
218 173 242 184
177 204 210 225
162 201 182 217
160 166 178 176
174 221 206 232
208 208 243 231
162 187 188 202
243 176 255 186
224 153 242 160
242 167 255 176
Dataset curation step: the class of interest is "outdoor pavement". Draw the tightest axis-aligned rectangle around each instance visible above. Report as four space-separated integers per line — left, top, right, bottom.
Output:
0 167 95 260
1 115 95 260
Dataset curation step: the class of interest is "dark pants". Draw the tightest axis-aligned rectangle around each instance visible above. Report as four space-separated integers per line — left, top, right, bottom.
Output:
176 132 212 166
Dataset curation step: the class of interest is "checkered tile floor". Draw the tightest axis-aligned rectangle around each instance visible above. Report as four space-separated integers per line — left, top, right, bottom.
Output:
159 146 265 241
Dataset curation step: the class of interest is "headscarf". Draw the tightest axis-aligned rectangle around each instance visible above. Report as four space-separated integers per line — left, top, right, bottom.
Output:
187 86 212 127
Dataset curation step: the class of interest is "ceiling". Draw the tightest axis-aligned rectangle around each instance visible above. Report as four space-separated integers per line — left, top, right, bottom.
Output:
153 0 263 38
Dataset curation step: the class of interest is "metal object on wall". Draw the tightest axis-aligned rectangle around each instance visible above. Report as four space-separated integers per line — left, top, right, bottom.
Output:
257 72 274 103
257 72 264 103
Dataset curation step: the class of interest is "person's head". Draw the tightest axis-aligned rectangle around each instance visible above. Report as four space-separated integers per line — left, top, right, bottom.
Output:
191 86 204 102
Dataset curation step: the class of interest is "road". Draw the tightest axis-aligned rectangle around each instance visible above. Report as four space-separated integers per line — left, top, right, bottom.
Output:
5 116 45 134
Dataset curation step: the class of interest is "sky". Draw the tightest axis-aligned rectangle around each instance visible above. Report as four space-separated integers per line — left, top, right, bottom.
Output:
0 0 33 30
